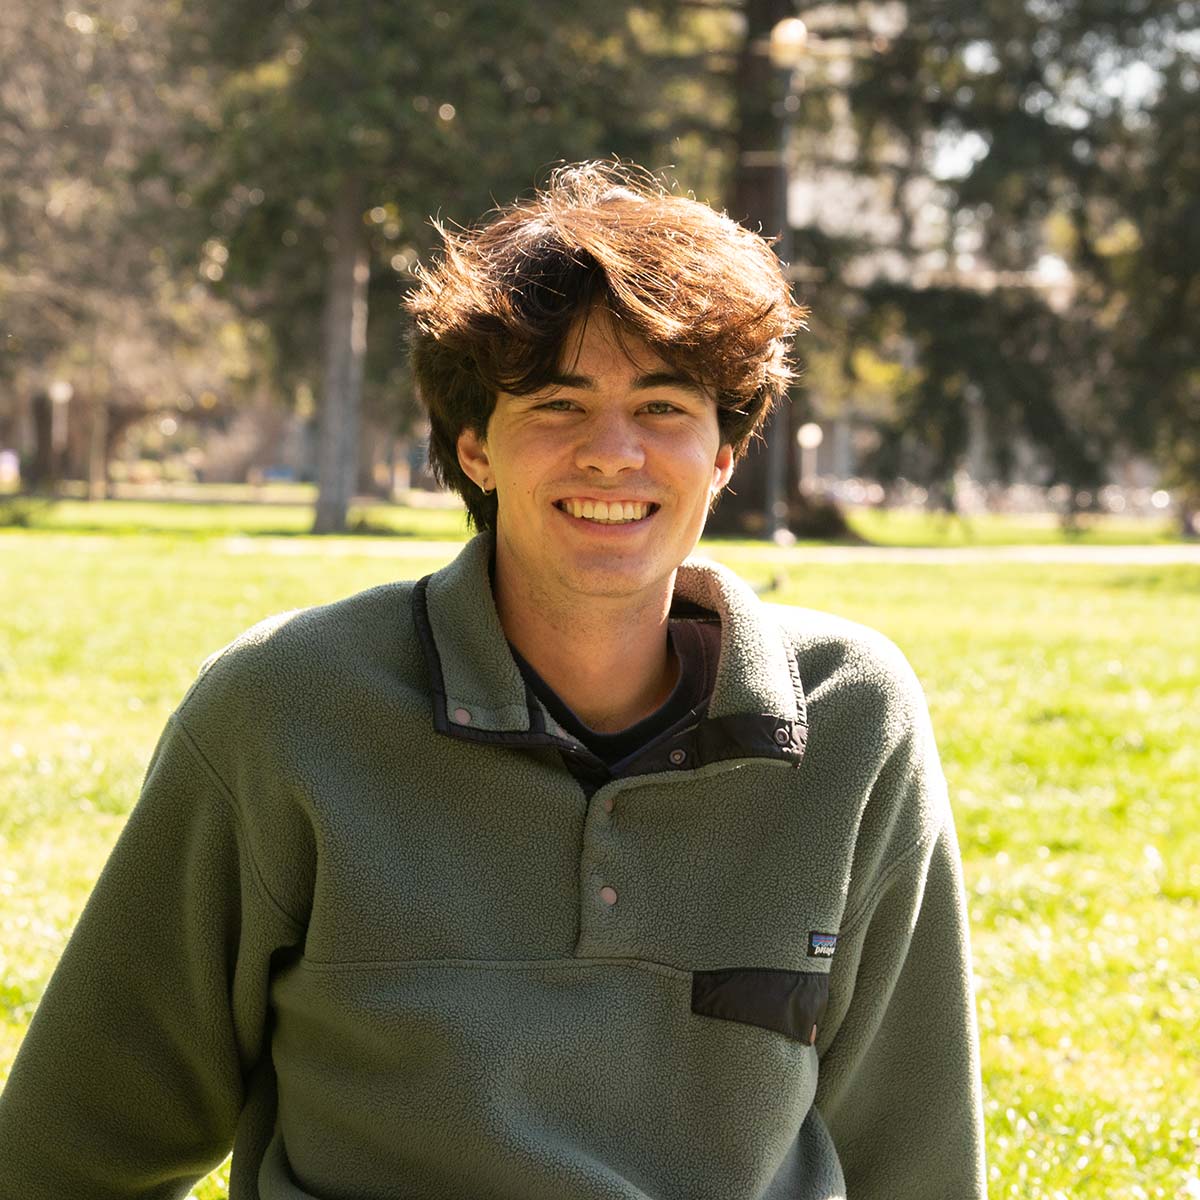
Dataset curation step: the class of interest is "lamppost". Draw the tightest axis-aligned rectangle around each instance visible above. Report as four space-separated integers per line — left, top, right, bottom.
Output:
758 16 884 542
763 16 809 545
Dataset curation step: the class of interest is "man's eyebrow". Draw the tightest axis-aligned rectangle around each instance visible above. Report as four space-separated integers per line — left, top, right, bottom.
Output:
543 372 594 389
633 371 708 396
542 370 707 396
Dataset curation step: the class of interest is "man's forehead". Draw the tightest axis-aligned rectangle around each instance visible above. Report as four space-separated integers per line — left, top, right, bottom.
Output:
553 308 707 395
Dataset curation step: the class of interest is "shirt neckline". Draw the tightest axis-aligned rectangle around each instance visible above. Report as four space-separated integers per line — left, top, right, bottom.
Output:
508 620 719 770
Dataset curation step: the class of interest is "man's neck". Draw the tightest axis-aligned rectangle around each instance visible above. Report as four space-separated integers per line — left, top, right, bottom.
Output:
493 568 679 734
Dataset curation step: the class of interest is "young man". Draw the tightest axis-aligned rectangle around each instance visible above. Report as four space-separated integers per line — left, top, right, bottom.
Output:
0 164 986 1199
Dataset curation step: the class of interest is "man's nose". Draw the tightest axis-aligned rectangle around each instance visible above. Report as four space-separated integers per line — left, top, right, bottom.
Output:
575 412 646 475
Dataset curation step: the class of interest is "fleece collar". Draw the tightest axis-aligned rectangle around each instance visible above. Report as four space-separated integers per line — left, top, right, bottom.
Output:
413 532 806 770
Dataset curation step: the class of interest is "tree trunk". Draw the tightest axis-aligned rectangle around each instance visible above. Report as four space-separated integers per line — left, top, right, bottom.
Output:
313 174 370 534
1181 500 1198 540
28 391 58 494
86 396 109 502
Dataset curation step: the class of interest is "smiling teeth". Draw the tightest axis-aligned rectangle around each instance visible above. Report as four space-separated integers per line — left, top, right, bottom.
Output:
562 499 652 523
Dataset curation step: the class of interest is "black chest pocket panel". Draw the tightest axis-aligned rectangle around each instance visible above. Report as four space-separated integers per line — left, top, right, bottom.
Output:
691 967 829 1044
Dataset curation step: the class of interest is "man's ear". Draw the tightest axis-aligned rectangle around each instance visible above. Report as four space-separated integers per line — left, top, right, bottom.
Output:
712 444 734 494
456 426 492 492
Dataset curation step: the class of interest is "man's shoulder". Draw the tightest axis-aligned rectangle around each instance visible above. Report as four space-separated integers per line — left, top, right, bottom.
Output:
764 603 947 842
766 601 913 670
764 601 929 720
177 579 425 728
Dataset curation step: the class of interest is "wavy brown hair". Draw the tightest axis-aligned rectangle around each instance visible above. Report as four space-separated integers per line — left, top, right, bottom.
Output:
405 162 808 531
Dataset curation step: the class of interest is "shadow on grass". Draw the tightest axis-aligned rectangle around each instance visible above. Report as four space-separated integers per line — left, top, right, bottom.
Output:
1102 567 1200 594
0 495 55 528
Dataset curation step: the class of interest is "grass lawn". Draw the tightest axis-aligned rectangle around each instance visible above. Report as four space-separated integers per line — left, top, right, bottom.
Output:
1 491 1181 546
848 506 1181 547
1 520 1197 1198
0 495 473 540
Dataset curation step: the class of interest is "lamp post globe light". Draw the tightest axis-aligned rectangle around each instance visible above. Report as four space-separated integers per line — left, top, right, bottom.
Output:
769 17 809 67
796 421 824 496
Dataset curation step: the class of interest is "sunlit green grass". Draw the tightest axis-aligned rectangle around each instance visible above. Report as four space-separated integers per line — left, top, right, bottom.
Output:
1 496 472 539
848 506 1179 547
1 525 1197 1198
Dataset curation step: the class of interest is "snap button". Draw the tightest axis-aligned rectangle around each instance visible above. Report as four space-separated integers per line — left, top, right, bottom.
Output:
668 748 687 766
452 707 472 725
602 796 614 813
773 727 790 745
599 885 618 906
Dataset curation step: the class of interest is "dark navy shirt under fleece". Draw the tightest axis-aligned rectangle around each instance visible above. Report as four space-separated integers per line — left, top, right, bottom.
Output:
509 617 722 797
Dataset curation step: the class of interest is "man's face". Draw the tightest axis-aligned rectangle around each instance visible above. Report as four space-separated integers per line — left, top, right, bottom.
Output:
457 308 734 611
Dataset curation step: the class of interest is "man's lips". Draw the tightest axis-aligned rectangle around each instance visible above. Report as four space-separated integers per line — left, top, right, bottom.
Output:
554 498 660 523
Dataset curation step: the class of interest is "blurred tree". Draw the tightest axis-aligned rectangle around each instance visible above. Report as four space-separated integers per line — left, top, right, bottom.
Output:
156 0 702 531
9 0 1192 532
694 0 1196 534
0 0 270 498
808 0 1198 524
1097 43 1200 532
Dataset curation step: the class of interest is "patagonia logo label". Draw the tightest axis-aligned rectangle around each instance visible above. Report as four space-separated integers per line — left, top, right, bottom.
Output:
808 932 837 958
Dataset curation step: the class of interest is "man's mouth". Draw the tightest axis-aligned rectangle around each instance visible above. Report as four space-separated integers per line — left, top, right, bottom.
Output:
555 499 659 524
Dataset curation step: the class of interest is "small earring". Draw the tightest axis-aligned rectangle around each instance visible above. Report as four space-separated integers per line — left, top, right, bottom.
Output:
479 480 492 495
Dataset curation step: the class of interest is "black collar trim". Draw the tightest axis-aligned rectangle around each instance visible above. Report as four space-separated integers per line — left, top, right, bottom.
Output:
413 576 806 772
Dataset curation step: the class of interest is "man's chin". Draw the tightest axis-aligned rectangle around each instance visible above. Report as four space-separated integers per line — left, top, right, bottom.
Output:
550 557 675 604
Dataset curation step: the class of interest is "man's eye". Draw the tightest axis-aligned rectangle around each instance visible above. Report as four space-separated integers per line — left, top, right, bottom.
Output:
537 398 578 412
641 401 680 415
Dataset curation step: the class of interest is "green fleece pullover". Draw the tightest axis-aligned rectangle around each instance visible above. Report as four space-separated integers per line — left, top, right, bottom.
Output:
0 533 986 1199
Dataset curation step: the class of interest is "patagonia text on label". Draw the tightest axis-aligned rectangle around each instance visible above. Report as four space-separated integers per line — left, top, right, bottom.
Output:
808 931 838 958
